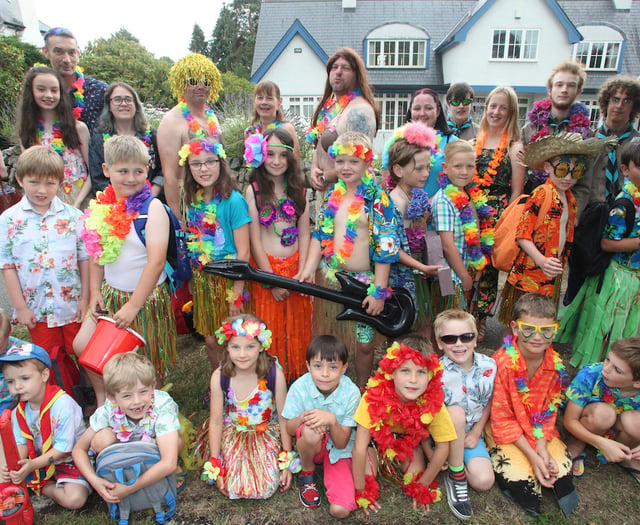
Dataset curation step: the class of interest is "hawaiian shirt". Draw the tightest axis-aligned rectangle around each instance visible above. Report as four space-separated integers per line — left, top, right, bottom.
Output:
73 75 107 136
0 196 87 327
441 352 496 432
604 183 640 269
0 336 24 408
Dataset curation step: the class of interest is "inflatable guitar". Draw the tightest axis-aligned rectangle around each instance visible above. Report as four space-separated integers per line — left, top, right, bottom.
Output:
204 260 415 338
0 409 33 525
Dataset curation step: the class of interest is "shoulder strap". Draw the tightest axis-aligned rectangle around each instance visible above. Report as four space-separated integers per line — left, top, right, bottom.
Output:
266 359 277 394
132 194 157 246
219 372 230 400
613 197 636 237
534 183 554 228
251 181 262 209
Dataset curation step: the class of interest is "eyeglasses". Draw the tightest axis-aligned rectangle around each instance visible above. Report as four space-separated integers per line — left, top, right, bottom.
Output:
449 98 473 107
515 320 559 340
439 333 476 344
611 96 632 106
111 96 134 106
189 159 220 170
549 156 587 180
187 78 212 87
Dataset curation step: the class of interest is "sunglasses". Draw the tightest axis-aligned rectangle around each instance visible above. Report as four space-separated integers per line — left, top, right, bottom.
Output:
449 98 473 107
515 320 559 340
549 156 587 180
187 78 212 87
440 333 476 344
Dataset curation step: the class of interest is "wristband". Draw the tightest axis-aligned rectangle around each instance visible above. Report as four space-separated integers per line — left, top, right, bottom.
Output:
277 451 302 473
366 284 392 300
355 474 380 509
226 289 250 308
201 456 225 484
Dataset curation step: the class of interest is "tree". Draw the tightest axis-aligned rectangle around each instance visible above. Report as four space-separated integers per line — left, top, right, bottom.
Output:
0 36 46 72
207 0 260 78
81 29 173 107
0 41 25 105
189 24 208 55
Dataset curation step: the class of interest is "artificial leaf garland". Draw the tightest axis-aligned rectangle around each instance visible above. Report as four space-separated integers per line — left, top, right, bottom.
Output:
306 89 359 144
178 98 219 139
474 131 508 188
70 66 85 120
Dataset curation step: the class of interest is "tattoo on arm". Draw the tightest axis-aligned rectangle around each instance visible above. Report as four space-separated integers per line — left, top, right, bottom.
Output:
347 108 376 138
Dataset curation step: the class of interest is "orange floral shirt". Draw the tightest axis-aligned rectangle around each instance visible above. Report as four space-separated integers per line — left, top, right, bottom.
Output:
507 181 576 295
490 340 562 448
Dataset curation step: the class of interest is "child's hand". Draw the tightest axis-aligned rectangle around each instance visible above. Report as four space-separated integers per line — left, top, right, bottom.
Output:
15 307 36 329
89 296 107 322
599 438 632 463
418 264 441 277
109 482 133 501
0 466 10 483
228 302 243 317
538 257 563 278
463 431 480 450
9 458 32 485
113 302 139 329
216 474 228 496
362 295 384 316
302 409 335 430
631 445 640 461
531 454 554 488
94 477 119 503
76 297 89 322
271 287 290 302
280 469 292 491
461 272 474 292
360 500 381 516
297 269 314 284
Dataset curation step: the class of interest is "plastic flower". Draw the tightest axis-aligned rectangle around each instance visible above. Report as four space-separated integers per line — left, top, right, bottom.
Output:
244 133 267 168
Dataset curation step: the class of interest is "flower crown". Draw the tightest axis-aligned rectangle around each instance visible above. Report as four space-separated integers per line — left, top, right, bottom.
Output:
381 122 438 170
327 142 373 162
371 342 443 384
243 133 294 169
178 141 226 166
215 318 273 348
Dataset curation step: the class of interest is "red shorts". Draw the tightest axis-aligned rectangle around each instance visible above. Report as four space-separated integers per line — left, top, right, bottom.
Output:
28 322 81 356
38 461 90 490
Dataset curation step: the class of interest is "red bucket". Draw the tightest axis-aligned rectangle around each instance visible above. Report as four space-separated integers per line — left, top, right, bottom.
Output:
79 317 146 375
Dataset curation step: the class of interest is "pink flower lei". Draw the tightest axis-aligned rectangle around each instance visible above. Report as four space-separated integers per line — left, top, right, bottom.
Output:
111 404 155 443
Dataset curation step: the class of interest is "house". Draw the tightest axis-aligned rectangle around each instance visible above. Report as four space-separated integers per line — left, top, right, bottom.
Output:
0 0 48 46
251 0 639 148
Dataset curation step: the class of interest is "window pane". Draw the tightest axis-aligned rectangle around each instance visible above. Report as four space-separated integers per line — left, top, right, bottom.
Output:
413 41 425 67
523 30 538 59
492 30 506 59
575 42 589 66
508 30 522 59
385 100 395 130
383 41 395 66
397 100 409 127
590 42 604 69
398 41 410 66
604 42 620 69
303 97 315 119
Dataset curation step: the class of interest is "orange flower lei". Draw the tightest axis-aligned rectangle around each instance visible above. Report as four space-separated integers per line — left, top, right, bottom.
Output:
474 132 508 187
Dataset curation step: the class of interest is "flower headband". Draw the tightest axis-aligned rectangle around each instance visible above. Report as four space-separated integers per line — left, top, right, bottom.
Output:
215 318 273 348
244 133 294 168
328 142 373 162
381 122 437 169
178 141 226 166
372 342 443 383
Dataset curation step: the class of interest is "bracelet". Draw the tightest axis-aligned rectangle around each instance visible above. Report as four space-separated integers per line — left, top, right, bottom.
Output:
277 451 302 473
355 474 380 509
201 456 225 484
402 472 441 505
226 289 250 308
366 284 392 300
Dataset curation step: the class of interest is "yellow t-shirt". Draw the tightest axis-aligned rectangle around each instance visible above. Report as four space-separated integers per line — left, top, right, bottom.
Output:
353 394 457 442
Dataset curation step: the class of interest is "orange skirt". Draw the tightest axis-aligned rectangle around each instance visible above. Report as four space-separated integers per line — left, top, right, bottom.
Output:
251 252 312 381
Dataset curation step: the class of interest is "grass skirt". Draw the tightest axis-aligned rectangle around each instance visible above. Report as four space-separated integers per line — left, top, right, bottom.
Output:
251 253 312 381
414 274 434 329
558 261 640 368
430 281 466 317
222 420 281 499
102 281 176 377
192 269 234 337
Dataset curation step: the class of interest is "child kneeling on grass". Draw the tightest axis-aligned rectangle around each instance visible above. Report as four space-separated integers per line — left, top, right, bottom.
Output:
72 352 183 503
281 335 360 518
564 336 640 482
352 334 456 516
435 309 496 521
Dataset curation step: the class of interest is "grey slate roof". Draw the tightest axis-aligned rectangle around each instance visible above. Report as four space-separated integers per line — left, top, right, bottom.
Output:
0 0 25 30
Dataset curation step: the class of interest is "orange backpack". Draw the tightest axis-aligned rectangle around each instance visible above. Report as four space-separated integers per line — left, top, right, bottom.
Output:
491 184 553 273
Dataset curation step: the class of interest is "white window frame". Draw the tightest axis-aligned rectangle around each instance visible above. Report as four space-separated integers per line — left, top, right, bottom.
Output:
581 99 602 126
367 39 426 68
573 41 621 71
491 29 539 61
285 96 317 120
377 93 411 131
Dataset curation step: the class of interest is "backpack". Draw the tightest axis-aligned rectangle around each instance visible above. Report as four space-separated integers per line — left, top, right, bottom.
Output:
491 184 554 273
569 198 635 288
133 195 192 292
47 346 81 403
95 441 177 525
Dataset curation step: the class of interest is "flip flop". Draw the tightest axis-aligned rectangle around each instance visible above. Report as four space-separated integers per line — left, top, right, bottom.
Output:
571 452 586 478
618 463 640 485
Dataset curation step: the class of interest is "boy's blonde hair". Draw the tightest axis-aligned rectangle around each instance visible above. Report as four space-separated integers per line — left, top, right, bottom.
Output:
512 292 557 321
610 337 640 381
104 135 149 167
4 359 48 373
547 59 586 91
15 145 64 183
0 310 11 341
444 140 474 163
103 352 156 397
433 309 477 339
396 333 433 357
333 131 373 152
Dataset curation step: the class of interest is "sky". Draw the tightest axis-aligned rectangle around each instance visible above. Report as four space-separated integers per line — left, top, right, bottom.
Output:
33 0 226 60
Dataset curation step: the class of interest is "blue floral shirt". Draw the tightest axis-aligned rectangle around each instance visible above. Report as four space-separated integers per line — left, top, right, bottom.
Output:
74 75 107 136
604 183 640 269
566 362 640 413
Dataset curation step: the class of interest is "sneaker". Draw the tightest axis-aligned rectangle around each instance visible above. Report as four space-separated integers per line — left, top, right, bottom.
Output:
444 474 472 521
297 471 320 508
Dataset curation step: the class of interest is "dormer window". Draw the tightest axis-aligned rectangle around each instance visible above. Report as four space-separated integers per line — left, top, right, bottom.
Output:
366 24 429 69
572 25 624 71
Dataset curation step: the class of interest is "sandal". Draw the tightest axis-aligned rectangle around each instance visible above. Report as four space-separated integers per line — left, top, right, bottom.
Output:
476 318 487 343
571 452 586 478
619 463 640 484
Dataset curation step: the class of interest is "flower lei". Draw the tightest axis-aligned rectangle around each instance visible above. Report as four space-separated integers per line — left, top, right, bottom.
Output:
215 317 273 348
179 140 226 167
186 189 224 267
259 197 299 247
201 456 225 484
111 403 155 442
527 100 591 184
71 66 85 120
474 132 508 188
277 451 302 473
503 335 568 440
245 120 281 137
439 176 494 271
355 475 380 509
405 188 430 255
306 89 360 143
81 181 152 264
623 178 640 207
402 472 442 505
178 98 219 139
226 378 271 432
319 173 373 268
37 118 65 158
103 127 154 166
365 342 444 462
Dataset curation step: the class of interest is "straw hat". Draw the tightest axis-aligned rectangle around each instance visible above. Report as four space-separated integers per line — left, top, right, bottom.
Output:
520 132 616 171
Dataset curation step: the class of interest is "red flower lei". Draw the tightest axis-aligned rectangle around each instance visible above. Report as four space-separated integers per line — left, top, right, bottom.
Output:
355 475 380 509
474 131 508 188
365 342 444 462
402 471 441 505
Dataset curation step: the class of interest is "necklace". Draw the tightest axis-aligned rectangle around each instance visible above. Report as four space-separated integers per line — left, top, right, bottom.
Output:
111 403 155 442
259 196 299 247
186 189 225 268
306 90 359 143
403 188 430 255
503 335 567 439
245 119 281 137
103 126 154 165
623 178 640 207
474 132 508 187
71 67 85 120
37 118 65 158
178 98 219 139
528 100 591 142
81 182 152 264
440 178 494 270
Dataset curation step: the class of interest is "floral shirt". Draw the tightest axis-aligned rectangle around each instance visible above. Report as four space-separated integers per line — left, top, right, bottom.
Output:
604 185 640 269
0 196 87 327
507 181 576 295
72 75 107 136
224 378 275 432
441 352 496 432
566 362 640 414
90 390 179 441
0 337 25 409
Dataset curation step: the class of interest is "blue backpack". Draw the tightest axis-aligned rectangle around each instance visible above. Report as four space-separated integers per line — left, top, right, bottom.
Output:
133 195 192 291
95 441 177 525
